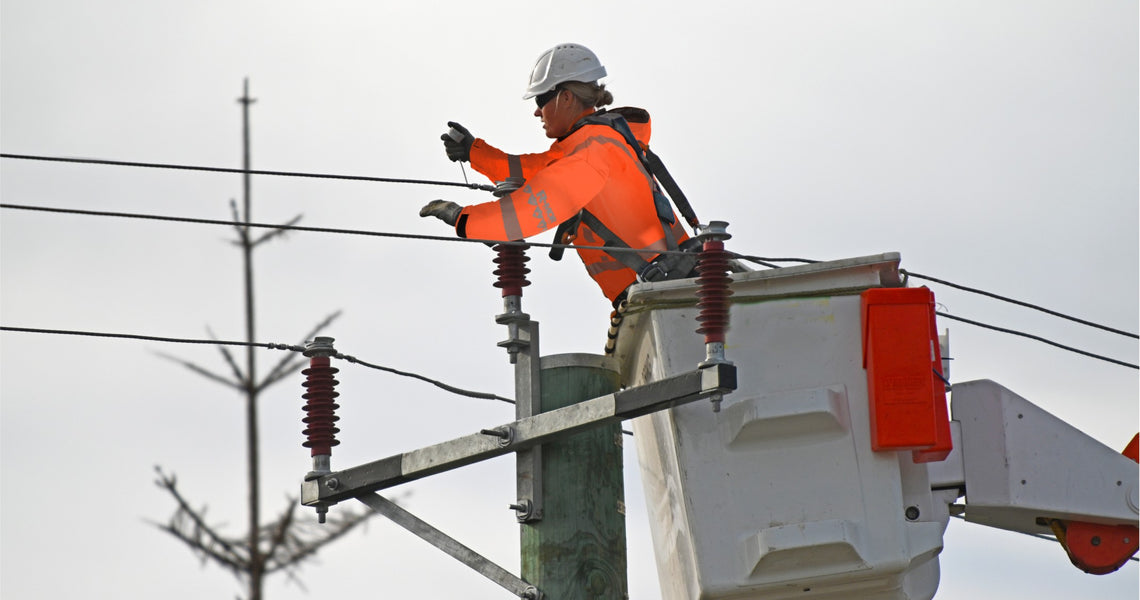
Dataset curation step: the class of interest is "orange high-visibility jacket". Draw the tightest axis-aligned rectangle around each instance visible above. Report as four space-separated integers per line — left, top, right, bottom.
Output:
455 109 689 303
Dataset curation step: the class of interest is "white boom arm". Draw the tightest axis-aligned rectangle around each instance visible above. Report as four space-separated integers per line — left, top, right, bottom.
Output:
930 379 1139 573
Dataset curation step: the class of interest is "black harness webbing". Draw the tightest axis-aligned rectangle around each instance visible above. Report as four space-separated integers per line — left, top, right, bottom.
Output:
548 108 699 270
643 146 699 229
548 212 582 260
577 210 653 274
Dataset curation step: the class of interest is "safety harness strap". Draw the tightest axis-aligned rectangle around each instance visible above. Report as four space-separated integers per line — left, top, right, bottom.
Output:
549 109 699 283
577 210 653 274
578 210 700 284
548 211 583 260
507 154 523 181
643 146 700 229
583 112 677 226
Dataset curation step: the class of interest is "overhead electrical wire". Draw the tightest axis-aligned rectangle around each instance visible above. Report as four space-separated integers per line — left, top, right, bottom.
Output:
4 202 1136 371
0 152 497 192
904 269 1138 339
2 152 1134 333
935 313 1138 370
331 351 513 404
0 202 694 258
0 325 514 404
5 147 1138 374
732 253 819 267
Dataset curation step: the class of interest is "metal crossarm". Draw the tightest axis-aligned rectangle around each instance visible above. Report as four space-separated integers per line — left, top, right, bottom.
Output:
302 363 736 508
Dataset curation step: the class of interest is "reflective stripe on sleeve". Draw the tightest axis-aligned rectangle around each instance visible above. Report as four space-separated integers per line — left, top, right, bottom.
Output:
499 194 524 240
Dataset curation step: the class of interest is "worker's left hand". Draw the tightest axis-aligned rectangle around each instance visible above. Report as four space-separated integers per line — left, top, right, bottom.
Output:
419 200 462 226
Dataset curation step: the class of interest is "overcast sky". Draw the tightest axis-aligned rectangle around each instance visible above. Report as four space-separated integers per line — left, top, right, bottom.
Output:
2 1 1137 599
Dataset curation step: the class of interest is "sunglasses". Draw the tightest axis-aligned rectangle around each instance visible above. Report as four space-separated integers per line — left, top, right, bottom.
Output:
535 88 559 109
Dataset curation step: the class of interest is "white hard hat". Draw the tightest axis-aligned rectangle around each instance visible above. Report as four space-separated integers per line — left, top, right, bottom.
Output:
523 43 607 100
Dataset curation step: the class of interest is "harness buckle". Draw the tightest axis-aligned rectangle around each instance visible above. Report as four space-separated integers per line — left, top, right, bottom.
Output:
639 262 669 283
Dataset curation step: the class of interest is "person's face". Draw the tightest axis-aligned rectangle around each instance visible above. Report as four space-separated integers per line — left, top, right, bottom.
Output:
533 88 580 139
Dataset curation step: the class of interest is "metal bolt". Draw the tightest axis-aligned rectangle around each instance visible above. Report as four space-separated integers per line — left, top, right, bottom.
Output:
481 427 514 447
1090 536 1102 547
510 499 533 520
325 478 340 491
905 506 921 521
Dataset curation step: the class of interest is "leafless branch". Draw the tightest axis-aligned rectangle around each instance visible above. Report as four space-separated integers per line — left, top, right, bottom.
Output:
262 496 297 570
229 198 250 247
263 502 374 576
153 466 248 575
207 325 248 388
156 464 374 589
259 356 308 391
252 214 303 248
152 350 243 391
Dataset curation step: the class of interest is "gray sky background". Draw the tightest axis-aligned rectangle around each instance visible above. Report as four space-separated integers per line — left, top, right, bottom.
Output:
2 1 1137 598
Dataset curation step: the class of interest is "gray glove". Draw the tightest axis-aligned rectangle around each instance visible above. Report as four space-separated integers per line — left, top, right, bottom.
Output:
419 200 462 226
441 121 474 162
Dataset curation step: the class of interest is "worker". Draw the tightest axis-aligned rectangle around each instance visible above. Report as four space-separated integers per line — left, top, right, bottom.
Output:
420 43 699 308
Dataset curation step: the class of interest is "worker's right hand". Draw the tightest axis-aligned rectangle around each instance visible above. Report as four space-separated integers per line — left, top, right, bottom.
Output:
441 121 474 162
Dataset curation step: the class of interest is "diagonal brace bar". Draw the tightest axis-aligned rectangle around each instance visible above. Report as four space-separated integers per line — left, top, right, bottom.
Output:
357 493 542 599
303 363 735 508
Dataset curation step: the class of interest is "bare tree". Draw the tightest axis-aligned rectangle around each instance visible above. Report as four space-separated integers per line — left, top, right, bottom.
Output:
152 80 368 600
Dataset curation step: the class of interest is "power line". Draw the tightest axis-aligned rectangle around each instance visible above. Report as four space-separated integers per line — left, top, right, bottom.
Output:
4 155 1133 337
1 325 285 349
935 312 1138 370
731 254 1137 343
2 202 470 244
905 270 1138 340
0 152 497 192
5 204 1136 370
0 202 692 257
332 352 513 404
0 325 513 403
731 253 819 267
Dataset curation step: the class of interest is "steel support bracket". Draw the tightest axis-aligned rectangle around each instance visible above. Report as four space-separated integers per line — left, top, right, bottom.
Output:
357 492 543 599
513 320 543 522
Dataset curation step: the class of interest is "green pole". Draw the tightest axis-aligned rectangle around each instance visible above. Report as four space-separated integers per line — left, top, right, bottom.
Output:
522 354 627 599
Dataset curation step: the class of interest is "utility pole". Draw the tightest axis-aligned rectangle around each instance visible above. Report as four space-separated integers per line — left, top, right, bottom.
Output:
522 354 627 599
237 77 264 600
